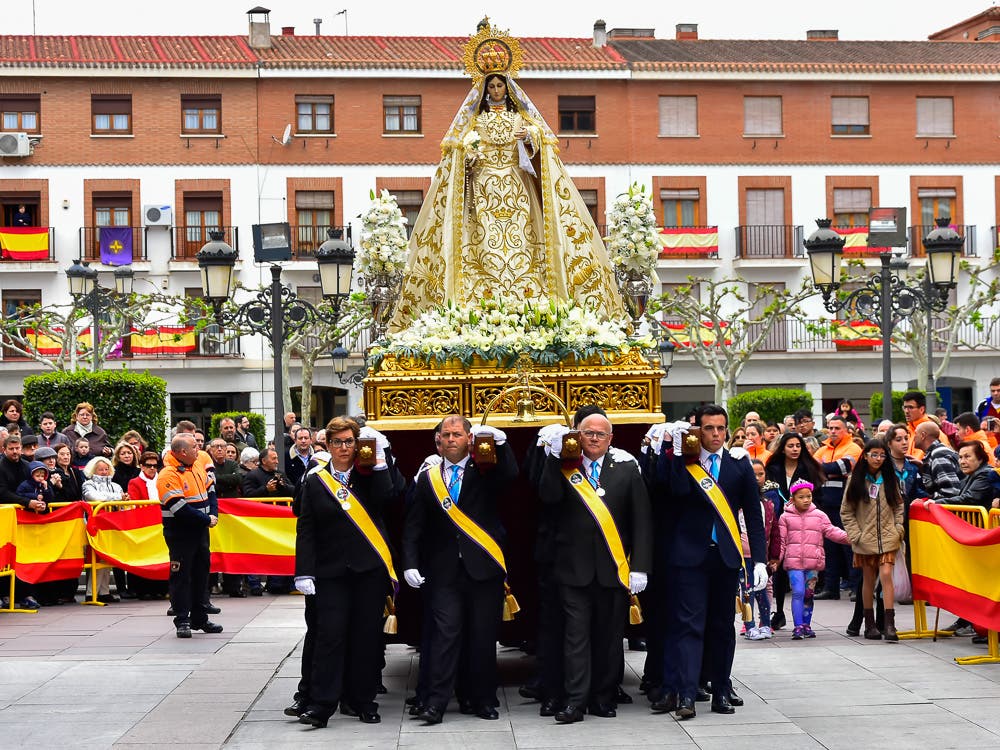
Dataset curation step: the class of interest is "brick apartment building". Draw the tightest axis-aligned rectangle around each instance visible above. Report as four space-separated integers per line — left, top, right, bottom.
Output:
1 6 999 431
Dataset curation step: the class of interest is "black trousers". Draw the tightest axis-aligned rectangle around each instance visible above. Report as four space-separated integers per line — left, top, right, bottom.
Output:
560 580 627 708
163 524 211 627
425 568 503 710
665 547 739 702
308 568 386 714
535 567 566 701
642 572 667 695
296 592 317 701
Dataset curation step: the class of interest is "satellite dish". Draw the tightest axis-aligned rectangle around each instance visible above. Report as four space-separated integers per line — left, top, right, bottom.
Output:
281 124 292 145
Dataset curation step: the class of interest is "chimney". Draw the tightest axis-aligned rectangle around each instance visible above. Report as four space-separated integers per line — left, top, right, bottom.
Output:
247 6 272 50
313 18 322 35
593 19 607 47
807 29 839 41
676 23 698 40
281 26 295 36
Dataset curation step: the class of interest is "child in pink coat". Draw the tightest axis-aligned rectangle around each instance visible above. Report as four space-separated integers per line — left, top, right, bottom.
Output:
778 480 850 639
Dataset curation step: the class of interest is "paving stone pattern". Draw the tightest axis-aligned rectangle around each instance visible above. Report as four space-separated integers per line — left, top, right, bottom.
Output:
2 596 999 748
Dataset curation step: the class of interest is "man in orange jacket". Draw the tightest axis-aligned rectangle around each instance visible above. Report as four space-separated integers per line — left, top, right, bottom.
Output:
811 416 862 600
953 412 997 467
903 391 950 462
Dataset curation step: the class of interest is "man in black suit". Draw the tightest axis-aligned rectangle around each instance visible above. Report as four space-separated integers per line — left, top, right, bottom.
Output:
402 415 517 725
648 404 766 719
536 414 652 723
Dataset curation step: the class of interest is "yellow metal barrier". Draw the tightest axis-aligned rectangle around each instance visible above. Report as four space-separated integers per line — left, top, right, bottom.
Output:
990 508 1000 529
82 500 161 606
898 504 988 640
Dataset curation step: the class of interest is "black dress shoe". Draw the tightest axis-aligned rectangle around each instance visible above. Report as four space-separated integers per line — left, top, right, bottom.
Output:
771 612 786 630
408 703 424 716
340 704 358 716
588 703 616 718
458 700 475 715
711 698 736 714
675 697 696 719
97 594 120 604
417 706 443 725
283 699 306 717
194 621 224 633
204 603 221 614
120 591 137 600
627 637 647 651
615 685 632 704
650 692 678 714
175 624 192 638
539 698 561 717
554 705 584 724
727 687 744 707
476 705 499 720
972 635 988 644
228 591 248 598
249 587 264 596
813 590 840 600
695 686 711 702
166 606 175 616
298 710 329 728
405 695 419 706
358 710 381 724
518 684 542 701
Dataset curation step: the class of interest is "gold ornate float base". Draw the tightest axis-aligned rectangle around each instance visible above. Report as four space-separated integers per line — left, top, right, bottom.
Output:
364 348 665 430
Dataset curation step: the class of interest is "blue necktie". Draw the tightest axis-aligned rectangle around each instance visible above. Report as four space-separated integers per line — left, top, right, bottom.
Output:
588 460 600 490
335 471 349 485
448 465 461 503
709 454 719 542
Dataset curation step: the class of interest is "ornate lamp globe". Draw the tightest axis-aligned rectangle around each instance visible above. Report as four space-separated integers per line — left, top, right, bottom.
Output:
804 219 846 293
330 343 350 375
66 259 98 297
658 338 676 372
921 217 963 291
315 228 356 301
113 265 135 296
196 230 238 301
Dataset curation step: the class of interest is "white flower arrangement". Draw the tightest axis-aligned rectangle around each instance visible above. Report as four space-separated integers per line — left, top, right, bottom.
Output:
607 183 660 277
462 129 482 162
369 296 654 369
356 189 409 277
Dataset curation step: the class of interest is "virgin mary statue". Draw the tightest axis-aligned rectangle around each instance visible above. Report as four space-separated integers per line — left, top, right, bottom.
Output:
388 20 624 332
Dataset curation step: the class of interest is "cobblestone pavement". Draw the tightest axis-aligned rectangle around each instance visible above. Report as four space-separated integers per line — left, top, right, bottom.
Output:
2 595 999 749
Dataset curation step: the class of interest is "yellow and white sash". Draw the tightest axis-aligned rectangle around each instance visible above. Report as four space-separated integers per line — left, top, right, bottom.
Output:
685 462 747 579
561 465 630 590
426 464 519 619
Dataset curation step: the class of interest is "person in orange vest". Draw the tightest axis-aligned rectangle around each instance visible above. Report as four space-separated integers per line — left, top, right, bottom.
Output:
743 422 772 464
953 412 997 467
811 416 863 600
903 391 949 461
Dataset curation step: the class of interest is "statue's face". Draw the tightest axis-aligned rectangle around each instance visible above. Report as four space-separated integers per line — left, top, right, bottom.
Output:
487 77 507 102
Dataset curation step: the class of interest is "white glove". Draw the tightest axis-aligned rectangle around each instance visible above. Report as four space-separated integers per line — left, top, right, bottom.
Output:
415 454 442 481
359 425 390 460
547 424 571 457
752 562 768 592
629 571 648 595
404 568 425 588
536 423 565 449
471 424 507 445
609 447 637 465
729 446 748 462
645 423 670 454
294 576 316 596
669 420 691 456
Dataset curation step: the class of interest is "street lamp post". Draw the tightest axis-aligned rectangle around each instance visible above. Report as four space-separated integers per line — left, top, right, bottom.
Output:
196 229 355 473
65 259 134 372
805 218 963 422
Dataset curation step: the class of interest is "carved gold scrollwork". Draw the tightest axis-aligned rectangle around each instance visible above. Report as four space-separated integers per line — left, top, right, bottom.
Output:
570 383 650 412
379 387 461 417
474 386 556 415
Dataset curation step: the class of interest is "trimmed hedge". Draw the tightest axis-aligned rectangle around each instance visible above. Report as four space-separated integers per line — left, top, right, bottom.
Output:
209 411 266 449
22 369 168 452
869 391 938 425
728 388 814 427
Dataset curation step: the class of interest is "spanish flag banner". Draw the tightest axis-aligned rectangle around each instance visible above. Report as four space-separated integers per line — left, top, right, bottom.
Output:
130 326 197 355
210 498 296 576
86 504 170 579
0 505 15 570
658 227 718 255
910 501 1000 632
0 227 49 261
14 502 88 583
832 319 882 347
662 321 732 347
833 227 891 255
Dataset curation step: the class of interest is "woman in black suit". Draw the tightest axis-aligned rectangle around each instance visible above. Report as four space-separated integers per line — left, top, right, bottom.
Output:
293 416 395 728
764 432 825 629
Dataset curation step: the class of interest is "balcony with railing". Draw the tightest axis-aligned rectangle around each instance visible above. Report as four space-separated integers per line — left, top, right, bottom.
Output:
172 226 240 260
289 225 353 259
0 323 241 361
908 224 977 258
734 225 804 259
0 226 55 263
78 226 147 262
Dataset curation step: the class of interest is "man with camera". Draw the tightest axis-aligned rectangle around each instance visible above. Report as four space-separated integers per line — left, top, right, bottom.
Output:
241 447 296 593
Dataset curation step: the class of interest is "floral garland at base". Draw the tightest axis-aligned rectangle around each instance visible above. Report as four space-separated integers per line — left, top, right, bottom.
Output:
369 296 654 370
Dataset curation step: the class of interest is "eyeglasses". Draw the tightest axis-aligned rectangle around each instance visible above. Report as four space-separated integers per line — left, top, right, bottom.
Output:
142 463 158 469
329 438 356 448
901 404 919 410
581 431 610 440
867 452 887 460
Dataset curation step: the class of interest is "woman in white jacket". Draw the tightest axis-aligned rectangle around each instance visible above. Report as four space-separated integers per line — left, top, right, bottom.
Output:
82 456 126 603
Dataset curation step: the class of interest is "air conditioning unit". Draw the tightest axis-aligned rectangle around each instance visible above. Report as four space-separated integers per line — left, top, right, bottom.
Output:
143 204 173 227
0 132 32 157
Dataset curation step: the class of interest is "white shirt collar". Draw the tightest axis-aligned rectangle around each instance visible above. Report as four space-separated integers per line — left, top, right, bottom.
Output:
700 446 724 466
444 455 470 472
582 453 606 472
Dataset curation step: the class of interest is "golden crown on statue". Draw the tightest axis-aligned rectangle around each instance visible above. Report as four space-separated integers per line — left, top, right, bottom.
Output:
464 17 523 84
